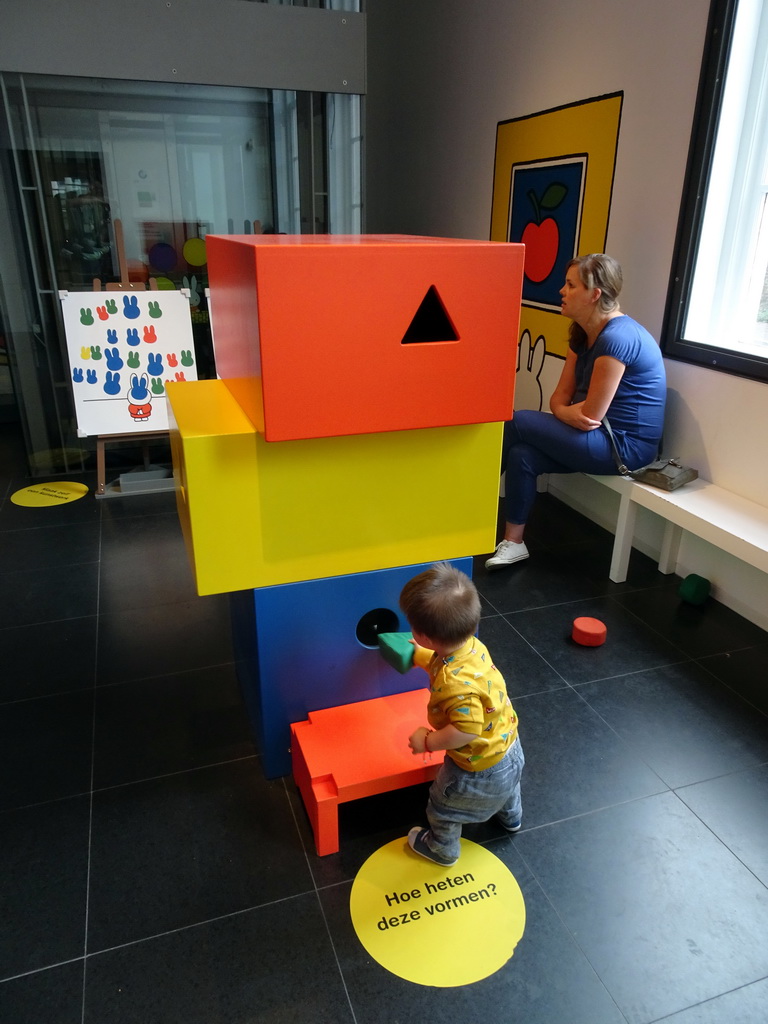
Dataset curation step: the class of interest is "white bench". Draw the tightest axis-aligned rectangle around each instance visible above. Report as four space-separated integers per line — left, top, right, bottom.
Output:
583 474 768 584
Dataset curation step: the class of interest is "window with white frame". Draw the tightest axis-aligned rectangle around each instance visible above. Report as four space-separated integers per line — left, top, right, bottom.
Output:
664 0 768 381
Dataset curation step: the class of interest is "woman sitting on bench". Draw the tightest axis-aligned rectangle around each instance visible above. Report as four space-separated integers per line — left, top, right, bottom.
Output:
487 253 666 570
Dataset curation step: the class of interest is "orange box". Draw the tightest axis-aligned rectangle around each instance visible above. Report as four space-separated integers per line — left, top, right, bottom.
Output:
207 234 524 441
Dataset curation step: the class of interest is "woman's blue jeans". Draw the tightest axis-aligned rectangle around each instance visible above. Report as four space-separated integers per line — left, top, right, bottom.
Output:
424 738 525 862
503 409 619 525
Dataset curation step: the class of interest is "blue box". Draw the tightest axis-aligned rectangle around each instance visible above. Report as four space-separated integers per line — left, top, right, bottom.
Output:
231 558 473 777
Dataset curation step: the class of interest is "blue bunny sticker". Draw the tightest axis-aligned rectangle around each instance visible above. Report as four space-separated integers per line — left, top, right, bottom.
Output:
123 294 140 319
104 371 121 396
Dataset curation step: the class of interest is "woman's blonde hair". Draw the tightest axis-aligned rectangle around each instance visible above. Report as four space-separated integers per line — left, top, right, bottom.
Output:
567 253 623 351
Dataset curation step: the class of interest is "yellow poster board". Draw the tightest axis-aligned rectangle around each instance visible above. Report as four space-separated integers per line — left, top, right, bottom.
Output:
491 92 623 359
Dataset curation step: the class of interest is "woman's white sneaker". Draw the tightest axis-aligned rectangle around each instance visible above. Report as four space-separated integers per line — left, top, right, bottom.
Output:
485 540 529 570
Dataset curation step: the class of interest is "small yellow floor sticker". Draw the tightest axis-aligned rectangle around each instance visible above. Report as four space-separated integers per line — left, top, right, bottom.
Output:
11 482 89 507
350 837 525 987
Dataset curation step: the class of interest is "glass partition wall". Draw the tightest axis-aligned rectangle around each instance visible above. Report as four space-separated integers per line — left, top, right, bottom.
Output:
0 73 362 474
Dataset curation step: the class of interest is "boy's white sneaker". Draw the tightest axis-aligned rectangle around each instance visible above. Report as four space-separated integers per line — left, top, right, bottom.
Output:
499 818 522 832
485 540 529 570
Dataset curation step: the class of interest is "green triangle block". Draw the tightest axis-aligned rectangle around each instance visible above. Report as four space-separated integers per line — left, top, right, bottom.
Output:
377 632 415 674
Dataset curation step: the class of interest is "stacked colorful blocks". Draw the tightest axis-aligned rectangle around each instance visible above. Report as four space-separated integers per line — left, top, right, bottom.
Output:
166 235 524 777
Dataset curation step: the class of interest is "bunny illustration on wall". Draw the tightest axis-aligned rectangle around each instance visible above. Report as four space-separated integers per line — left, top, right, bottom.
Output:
182 275 201 310
127 373 153 422
514 331 547 412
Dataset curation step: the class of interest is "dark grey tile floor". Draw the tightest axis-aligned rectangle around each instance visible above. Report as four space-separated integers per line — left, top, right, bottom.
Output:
1 420 768 1023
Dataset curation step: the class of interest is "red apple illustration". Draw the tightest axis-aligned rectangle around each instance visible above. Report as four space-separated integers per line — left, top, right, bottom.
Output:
521 183 567 283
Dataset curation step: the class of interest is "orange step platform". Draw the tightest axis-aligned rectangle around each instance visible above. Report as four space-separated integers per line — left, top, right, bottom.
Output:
291 689 444 856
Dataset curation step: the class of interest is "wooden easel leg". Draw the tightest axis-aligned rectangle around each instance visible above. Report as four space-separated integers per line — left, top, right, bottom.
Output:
96 437 106 496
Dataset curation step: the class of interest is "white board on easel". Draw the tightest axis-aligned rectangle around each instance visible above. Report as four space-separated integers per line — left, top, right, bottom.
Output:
60 289 198 437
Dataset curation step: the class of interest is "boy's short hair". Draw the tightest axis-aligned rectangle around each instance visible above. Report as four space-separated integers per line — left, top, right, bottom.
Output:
399 563 481 648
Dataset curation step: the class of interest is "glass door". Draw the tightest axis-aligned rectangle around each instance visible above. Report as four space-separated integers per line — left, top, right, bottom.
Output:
0 72 361 474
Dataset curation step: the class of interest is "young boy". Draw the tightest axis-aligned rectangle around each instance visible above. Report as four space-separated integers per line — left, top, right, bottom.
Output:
400 562 524 866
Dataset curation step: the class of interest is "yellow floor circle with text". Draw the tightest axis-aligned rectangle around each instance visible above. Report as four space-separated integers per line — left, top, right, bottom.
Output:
350 836 525 987
11 481 89 507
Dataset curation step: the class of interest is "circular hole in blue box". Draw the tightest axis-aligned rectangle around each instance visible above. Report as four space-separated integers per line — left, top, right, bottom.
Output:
356 607 399 648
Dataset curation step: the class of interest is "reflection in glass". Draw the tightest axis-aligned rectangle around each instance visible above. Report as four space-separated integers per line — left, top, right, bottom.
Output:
0 73 361 473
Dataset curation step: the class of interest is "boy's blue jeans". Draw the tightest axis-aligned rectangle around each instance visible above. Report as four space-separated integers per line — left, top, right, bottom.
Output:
424 738 525 863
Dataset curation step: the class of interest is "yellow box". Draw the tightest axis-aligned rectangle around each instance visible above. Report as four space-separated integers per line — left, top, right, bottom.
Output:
167 379 503 595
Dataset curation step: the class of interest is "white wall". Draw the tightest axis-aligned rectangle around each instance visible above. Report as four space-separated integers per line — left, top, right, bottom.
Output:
366 0 768 628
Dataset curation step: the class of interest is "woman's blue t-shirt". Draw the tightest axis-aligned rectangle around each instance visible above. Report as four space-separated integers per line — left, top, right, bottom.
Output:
573 314 666 467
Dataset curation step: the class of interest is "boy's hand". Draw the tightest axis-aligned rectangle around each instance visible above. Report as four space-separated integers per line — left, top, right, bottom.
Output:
408 638 433 666
409 726 431 754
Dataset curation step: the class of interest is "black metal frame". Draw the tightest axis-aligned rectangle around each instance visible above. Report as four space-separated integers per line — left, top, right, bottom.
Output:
662 0 768 383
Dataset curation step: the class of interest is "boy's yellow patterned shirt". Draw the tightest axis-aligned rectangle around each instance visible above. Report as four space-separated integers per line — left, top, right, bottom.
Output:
413 637 519 771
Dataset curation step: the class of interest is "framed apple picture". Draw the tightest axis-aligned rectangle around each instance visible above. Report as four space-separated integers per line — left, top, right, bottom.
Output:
490 92 623 359
508 156 586 310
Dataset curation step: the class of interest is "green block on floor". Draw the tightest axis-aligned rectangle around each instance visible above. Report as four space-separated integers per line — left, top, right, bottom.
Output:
679 573 711 605
377 632 415 674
